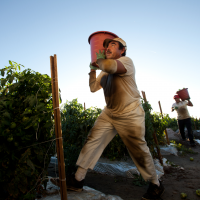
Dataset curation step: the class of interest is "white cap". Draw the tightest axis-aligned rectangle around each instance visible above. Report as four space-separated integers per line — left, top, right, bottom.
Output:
103 37 127 50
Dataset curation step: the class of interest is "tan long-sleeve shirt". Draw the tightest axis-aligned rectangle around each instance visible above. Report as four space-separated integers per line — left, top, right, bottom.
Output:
89 56 141 114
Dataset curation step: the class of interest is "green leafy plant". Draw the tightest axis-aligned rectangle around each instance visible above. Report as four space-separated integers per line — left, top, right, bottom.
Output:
142 99 168 159
191 117 200 130
166 117 178 132
61 99 102 175
165 159 178 167
151 112 169 145
170 140 198 156
141 99 157 157
103 133 128 161
0 61 55 199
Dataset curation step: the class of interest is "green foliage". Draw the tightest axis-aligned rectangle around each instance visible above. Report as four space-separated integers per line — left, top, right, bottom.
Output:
142 99 169 158
61 99 102 175
103 133 128 161
165 159 178 167
152 112 172 145
0 61 55 199
167 117 178 131
141 99 156 157
167 115 200 132
170 140 198 156
191 117 200 130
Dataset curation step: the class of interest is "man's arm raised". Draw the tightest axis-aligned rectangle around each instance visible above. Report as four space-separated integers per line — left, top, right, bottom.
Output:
89 65 102 93
96 58 127 74
94 50 127 74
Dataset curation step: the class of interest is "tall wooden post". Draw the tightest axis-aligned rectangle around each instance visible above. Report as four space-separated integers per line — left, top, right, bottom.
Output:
158 101 170 145
141 91 163 165
50 54 67 200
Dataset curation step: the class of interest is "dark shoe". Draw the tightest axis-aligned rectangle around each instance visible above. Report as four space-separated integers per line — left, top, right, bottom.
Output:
66 174 84 192
50 175 84 192
142 181 164 200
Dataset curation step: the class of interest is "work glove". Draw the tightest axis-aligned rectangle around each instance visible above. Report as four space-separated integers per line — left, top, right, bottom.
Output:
96 50 106 60
89 63 99 70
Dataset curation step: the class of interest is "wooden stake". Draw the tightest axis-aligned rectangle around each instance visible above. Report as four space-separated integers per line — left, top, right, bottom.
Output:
141 91 163 165
153 130 163 165
158 101 170 145
141 91 147 102
50 55 67 200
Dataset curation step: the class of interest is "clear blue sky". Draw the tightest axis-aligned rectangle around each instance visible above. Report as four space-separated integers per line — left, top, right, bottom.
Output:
1 0 200 118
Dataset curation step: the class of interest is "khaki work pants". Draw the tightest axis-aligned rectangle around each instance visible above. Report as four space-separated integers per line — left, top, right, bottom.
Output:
76 104 158 182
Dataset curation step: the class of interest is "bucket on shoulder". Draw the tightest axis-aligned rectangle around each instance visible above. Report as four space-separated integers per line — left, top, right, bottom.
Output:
88 31 118 64
176 88 190 100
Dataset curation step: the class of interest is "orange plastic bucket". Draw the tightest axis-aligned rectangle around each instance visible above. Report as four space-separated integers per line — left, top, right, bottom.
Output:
176 88 190 100
88 31 118 63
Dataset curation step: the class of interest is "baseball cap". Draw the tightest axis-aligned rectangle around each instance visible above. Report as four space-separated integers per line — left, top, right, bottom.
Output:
103 38 127 50
173 95 180 99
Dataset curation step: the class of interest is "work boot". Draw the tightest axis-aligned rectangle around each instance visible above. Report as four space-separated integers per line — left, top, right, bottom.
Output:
142 181 164 200
50 175 84 192
66 174 84 192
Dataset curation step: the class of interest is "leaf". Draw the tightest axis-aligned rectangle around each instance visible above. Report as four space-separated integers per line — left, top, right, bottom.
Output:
36 103 45 111
24 123 33 129
27 159 35 171
29 96 36 107
9 75 14 84
8 85 14 93
1 69 5 77
3 111 11 119
1 78 7 87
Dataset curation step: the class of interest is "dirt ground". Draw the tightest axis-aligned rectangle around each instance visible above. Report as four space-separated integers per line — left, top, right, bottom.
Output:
48 129 200 200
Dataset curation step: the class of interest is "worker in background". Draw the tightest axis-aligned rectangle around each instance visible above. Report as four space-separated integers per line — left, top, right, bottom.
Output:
172 94 196 147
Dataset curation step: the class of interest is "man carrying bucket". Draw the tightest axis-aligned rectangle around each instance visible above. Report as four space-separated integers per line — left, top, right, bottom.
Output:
66 37 164 200
172 95 196 146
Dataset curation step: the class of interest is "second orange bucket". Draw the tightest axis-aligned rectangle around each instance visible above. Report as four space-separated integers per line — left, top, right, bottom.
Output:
88 31 118 63
176 88 190 100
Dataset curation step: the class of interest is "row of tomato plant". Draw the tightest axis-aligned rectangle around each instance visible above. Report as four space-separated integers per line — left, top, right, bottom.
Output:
0 61 55 199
